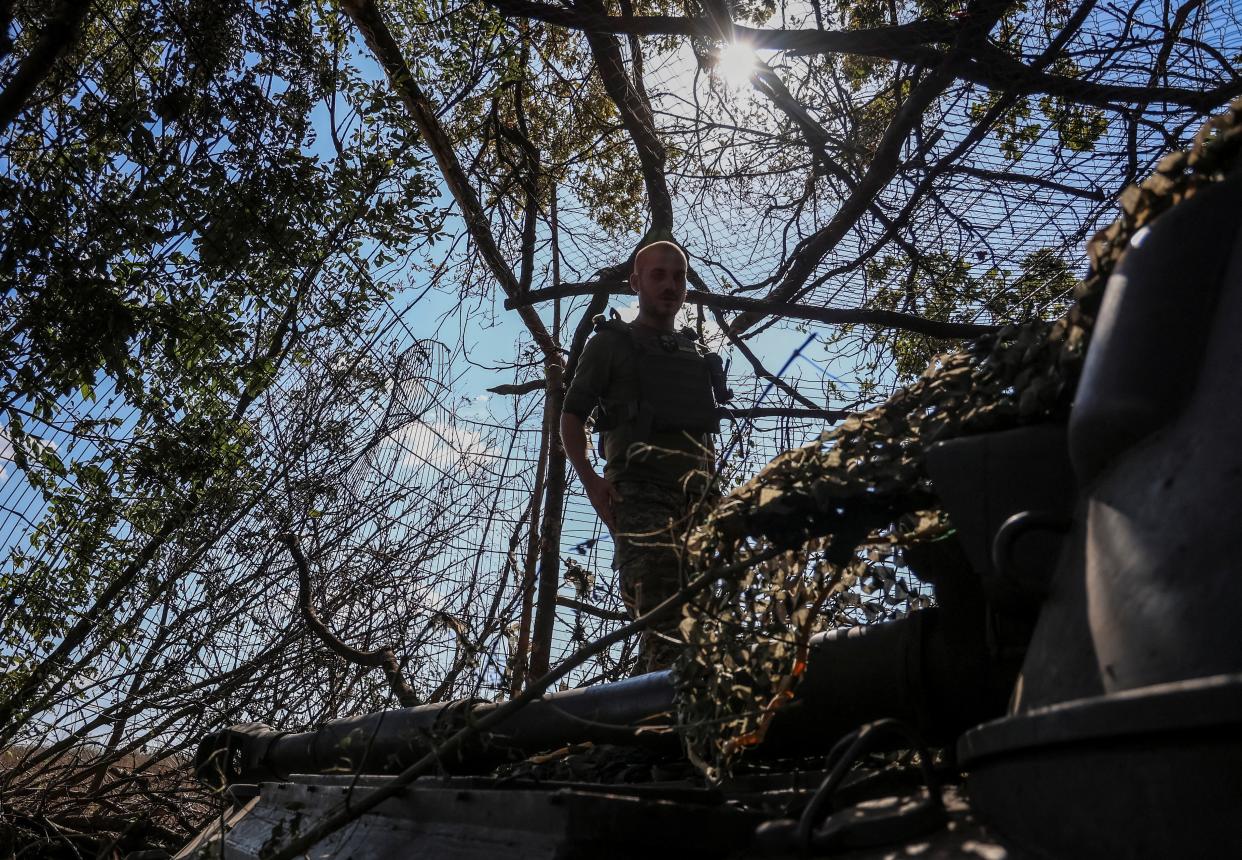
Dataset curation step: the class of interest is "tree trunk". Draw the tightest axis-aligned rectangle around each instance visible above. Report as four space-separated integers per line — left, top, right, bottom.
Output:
528 363 566 679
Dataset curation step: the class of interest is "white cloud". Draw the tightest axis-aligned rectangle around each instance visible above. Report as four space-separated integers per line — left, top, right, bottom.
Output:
392 421 499 472
0 429 57 482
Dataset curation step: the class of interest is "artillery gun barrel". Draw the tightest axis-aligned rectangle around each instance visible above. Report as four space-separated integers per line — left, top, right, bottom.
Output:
198 605 999 787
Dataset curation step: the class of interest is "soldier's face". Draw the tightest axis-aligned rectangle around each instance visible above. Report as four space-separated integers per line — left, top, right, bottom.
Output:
631 249 687 320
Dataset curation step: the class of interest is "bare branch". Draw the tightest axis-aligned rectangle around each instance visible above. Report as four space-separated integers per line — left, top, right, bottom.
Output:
556 595 629 622
485 0 1239 110
962 42 1242 112
728 0 1011 334
488 379 545 396
577 0 673 231
278 534 419 709
942 164 1107 201
724 406 850 420
483 0 953 65
505 283 1001 338
528 363 567 678
703 301 824 410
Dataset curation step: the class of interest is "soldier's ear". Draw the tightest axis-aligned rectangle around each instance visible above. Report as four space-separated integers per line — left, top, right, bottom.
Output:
628 270 640 293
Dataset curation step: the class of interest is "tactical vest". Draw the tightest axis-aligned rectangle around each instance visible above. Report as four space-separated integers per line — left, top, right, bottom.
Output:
590 317 730 442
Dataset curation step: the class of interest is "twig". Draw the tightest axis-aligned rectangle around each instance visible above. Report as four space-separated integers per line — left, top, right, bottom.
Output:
708 305 822 410
723 407 850 421
338 0 561 365
555 595 630 622
277 533 420 708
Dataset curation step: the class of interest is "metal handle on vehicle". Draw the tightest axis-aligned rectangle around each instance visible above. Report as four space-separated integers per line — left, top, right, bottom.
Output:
992 510 1073 600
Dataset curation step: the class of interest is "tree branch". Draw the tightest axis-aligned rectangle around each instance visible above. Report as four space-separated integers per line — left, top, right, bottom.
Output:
502 56 542 294
727 0 1010 334
942 164 1107 200
487 379 545 396
528 364 567 679
483 0 953 65
484 0 1239 110
699 296 822 410
686 269 824 409
337 0 560 365
749 56 926 263
278 534 419 709
565 289 612 383
837 0 1103 277
504 282 1000 338
488 389 851 419
556 595 629 622
961 41 1242 112
576 0 673 231
0 0 92 135
0 201 355 746
723 406 850 420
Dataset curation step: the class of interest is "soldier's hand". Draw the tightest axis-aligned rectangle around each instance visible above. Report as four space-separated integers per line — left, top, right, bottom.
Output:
583 473 622 533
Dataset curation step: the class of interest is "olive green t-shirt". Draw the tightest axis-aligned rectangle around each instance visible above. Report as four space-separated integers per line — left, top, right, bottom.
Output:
563 321 715 490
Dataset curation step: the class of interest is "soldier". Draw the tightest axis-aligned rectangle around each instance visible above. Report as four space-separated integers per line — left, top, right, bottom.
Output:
561 241 731 673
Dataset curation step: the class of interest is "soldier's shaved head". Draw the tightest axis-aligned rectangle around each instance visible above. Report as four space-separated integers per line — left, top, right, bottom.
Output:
633 240 687 275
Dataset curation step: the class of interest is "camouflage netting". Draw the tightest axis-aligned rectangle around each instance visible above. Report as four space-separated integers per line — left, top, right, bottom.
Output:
675 99 1242 782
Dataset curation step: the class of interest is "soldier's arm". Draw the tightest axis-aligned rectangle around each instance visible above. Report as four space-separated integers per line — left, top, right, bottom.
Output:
561 335 623 532
561 410 622 533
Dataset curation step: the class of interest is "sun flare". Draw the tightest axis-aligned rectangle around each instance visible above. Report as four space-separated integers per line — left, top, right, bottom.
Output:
715 42 758 89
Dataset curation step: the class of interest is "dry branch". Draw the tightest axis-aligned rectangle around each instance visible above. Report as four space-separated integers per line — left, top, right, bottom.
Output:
727 0 1013 333
510 409 552 696
528 363 567 678
556 595 630 622
487 379 545 396
505 283 1001 338
577 0 673 231
943 165 1107 201
724 407 850 421
0 164 394 749
708 306 822 410
278 534 420 708
484 0 954 64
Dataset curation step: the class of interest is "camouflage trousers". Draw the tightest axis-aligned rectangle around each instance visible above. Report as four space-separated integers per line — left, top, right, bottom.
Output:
612 480 717 675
